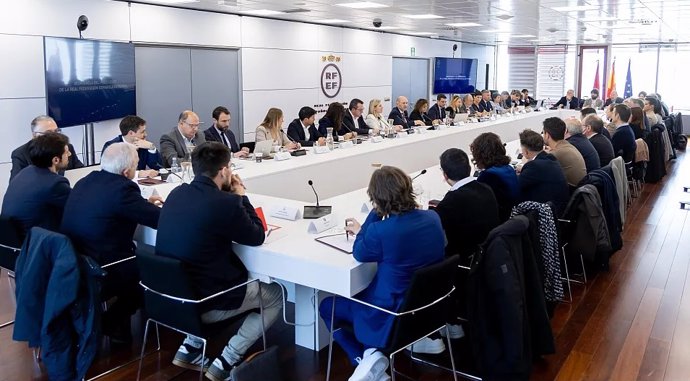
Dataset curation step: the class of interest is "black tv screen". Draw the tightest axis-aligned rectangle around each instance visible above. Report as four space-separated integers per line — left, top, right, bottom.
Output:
433 58 478 94
44 37 136 127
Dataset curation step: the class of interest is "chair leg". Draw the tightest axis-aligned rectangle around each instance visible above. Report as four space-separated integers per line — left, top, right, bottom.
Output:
136 319 151 381
444 325 459 381
1 271 16 329
580 254 588 283
325 297 336 381
155 322 161 351
561 246 573 303
199 339 207 381
390 352 396 381
257 282 267 351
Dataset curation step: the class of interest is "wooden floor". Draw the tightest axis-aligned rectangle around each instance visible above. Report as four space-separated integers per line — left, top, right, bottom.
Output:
1 150 689 381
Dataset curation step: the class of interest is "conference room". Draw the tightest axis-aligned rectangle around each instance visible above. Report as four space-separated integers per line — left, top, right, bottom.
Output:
1 0 689 380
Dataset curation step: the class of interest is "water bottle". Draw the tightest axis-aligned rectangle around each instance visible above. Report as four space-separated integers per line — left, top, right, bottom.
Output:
170 157 180 182
326 128 334 150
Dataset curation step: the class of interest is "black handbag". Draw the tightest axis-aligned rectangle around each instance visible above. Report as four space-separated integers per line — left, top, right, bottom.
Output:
230 346 282 381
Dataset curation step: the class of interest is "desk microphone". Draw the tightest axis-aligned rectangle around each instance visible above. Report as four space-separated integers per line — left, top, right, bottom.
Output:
411 169 427 181
304 180 332 219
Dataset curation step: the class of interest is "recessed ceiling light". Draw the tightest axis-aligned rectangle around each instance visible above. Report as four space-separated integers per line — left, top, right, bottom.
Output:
445 22 482 27
376 26 401 30
336 2 388 9
402 14 444 19
149 0 199 4
320 19 350 23
513 34 536 38
244 9 285 16
407 31 438 35
552 5 600 12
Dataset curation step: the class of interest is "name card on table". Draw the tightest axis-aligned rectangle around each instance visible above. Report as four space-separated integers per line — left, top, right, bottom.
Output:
307 214 337 234
396 132 408 138
361 201 373 213
339 141 355 149
314 145 331 154
140 186 159 200
370 136 383 143
274 151 291 161
270 205 301 221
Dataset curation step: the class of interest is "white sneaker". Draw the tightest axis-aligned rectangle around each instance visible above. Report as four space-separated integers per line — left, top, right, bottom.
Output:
439 324 465 339
405 337 446 354
349 348 389 381
378 372 391 381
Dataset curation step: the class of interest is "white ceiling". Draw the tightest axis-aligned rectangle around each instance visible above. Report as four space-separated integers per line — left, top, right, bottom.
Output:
121 0 690 46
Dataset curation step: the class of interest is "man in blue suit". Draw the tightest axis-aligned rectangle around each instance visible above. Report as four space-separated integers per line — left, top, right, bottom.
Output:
610 104 637 163
478 90 494 113
388 96 411 129
554 89 580 110
427 94 447 121
61 143 163 343
157 142 282 380
343 98 372 135
2 133 72 236
102 115 161 178
203 106 249 158
517 129 570 217
287 106 326 146
319 166 445 380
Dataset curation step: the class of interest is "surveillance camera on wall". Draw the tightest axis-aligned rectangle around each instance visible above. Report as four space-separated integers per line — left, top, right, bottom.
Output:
373 18 382 28
77 15 88 38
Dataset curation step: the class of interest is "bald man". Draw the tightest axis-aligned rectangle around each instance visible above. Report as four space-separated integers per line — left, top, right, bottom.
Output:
10 115 84 180
388 96 411 129
160 110 206 167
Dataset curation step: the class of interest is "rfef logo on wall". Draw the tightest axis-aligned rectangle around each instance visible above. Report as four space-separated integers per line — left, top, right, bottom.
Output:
321 54 342 98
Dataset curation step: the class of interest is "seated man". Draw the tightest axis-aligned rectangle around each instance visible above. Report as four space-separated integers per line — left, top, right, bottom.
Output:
610 104 637 163
427 94 447 121
60 143 162 343
565 118 601 173
2 133 71 235
343 98 371 135
10 115 84 180
478 89 494 113
604 90 624 107
102 115 161 178
287 106 326 146
203 106 249 158
542 117 587 187
319 166 445 380
583 114 615 167
583 89 603 109
517 129 570 217
388 96 411 129
554 89 580 110
160 110 206 167
522 89 535 106
156 142 282 380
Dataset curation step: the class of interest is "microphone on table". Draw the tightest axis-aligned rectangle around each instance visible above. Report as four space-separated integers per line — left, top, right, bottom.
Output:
304 180 332 219
411 169 427 181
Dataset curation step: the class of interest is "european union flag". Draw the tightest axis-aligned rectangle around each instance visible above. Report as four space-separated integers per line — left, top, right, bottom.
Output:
624 59 633 99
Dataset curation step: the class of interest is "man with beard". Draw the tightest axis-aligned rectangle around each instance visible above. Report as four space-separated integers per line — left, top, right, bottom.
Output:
204 106 249 158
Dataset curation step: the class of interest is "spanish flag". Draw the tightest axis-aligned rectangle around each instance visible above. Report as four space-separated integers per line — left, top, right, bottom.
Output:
606 59 616 99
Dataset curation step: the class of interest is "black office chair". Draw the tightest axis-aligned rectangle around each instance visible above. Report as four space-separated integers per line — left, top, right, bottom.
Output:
0 216 24 329
325 255 461 381
136 252 266 381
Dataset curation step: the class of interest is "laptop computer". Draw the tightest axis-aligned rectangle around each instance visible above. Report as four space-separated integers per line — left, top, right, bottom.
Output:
253 140 274 158
453 113 469 123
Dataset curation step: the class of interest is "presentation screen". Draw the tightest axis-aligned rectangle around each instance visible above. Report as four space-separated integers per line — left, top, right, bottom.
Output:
433 58 478 94
44 37 136 127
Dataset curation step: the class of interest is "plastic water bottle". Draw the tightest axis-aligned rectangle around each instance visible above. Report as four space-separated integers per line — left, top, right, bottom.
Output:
170 157 180 182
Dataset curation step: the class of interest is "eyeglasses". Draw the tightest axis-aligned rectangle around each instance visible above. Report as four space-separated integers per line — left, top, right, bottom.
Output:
184 121 201 129
34 128 62 136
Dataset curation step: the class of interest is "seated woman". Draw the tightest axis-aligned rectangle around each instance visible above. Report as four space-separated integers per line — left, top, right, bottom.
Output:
445 95 462 118
409 98 436 126
491 93 506 113
319 102 356 142
629 107 646 140
458 94 475 115
319 166 445 381
470 132 520 221
255 108 300 150
365 99 394 134
471 93 484 115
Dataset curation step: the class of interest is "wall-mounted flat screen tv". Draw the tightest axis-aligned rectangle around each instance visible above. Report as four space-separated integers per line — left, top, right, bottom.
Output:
44 37 136 127
433 58 478 94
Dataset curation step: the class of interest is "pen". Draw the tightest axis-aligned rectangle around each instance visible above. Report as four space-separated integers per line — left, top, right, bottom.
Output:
345 219 349 241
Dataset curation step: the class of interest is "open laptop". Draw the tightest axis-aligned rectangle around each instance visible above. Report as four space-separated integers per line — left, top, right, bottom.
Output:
453 113 469 123
253 140 274 158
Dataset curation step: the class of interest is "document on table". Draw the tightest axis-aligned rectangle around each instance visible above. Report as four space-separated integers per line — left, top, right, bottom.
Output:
315 233 354 254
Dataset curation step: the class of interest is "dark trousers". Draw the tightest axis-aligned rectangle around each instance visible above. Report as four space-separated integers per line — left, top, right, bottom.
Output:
101 260 142 322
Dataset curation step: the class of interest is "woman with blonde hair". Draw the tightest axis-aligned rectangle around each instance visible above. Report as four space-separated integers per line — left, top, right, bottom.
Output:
365 99 389 134
255 108 299 150
445 95 462 118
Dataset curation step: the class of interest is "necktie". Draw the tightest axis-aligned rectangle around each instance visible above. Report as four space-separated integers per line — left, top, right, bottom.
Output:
220 131 229 147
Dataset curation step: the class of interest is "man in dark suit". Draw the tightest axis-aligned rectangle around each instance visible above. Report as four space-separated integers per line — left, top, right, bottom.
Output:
61 142 162 343
10 115 84 180
478 90 494 113
521 89 535 106
203 106 249 159
610 104 637 163
102 115 161 178
554 89 580 110
343 98 371 135
565 118 601 173
603 90 624 107
427 94 447 121
388 96 411 129
583 115 615 167
287 106 325 146
2 133 71 236
160 110 206 167
517 129 570 217
157 142 282 378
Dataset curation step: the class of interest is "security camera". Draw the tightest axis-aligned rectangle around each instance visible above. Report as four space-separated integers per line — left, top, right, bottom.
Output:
77 15 89 32
373 18 382 28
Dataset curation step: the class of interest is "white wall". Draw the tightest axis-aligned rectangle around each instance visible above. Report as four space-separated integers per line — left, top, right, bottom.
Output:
0 0 495 198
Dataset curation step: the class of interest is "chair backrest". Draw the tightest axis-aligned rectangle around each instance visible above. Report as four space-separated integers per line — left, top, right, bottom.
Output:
137 252 205 336
0 215 24 272
383 255 459 353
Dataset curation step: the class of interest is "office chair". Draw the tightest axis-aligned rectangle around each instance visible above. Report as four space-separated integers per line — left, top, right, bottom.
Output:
0 216 24 329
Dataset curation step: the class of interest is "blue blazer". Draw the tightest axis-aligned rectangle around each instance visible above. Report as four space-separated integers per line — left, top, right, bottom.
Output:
60 170 160 265
1 165 71 235
351 209 445 349
286 118 325 146
555 96 580 109
11 141 84 180
477 165 520 222
388 107 411 129
156 176 265 312
343 112 371 135
567 133 601 173
102 135 162 171
203 126 241 153
427 103 446 121
318 116 346 142
518 151 570 218
611 124 637 163
479 99 494 113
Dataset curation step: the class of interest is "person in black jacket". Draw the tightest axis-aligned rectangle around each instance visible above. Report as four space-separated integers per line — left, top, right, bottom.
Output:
287 106 326 147
554 89 580 110
427 94 447 121
610 104 637 163
157 142 282 380
203 106 249 158
388 96 411 129
10 115 84 180
582 115 615 167
2 133 72 236
471 133 520 222
517 130 570 217
409 98 436 127
565 118 601 172
61 143 163 344
343 98 372 135
102 115 161 177
320 102 355 142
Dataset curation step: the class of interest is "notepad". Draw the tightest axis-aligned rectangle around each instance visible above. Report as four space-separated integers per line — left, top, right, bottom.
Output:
315 233 354 254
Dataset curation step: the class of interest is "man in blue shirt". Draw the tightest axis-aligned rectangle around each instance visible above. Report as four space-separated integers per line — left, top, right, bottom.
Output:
102 115 160 178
